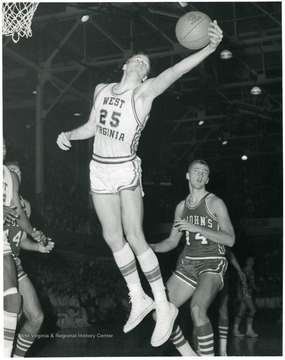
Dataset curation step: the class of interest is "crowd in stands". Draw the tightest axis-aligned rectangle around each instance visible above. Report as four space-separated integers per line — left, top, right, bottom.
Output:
22 253 130 330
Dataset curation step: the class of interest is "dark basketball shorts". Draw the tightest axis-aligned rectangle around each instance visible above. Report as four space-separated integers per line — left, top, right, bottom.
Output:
174 257 228 291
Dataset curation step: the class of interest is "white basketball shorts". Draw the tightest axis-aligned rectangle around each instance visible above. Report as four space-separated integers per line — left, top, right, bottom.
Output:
89 156 144 195
3 230 13 255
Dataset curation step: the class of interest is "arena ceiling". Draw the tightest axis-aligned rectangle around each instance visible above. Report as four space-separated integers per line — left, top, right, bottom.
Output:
3 2 282 168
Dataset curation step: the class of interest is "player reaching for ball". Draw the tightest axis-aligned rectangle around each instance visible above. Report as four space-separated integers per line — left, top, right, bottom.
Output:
57 20 223 347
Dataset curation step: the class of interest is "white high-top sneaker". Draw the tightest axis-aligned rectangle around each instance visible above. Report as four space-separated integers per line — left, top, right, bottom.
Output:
151 301 178 347
123 292 155 333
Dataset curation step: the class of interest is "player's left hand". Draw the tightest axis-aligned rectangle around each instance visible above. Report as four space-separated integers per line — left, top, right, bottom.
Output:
208 20 223 50
38 238 55 253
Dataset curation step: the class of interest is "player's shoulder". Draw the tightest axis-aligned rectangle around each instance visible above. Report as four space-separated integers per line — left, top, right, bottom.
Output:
207 192 226 210
207 192 223 203
175 199 186 216
94 83 111 94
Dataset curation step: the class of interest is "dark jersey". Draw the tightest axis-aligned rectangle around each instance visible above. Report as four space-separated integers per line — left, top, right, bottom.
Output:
180 192 226 260
3 196 27 256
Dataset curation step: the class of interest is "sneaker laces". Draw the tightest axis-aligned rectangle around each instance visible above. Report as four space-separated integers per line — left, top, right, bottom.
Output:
126 293 142 321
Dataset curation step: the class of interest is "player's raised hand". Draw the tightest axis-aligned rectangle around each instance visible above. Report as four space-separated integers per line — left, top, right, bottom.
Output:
57 132 72 151
208 20 223 50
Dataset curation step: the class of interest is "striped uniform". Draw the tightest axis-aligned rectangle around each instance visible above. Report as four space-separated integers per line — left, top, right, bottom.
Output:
3 165 14 255
90 83 149 194
174 192 228 290
3 181 29 280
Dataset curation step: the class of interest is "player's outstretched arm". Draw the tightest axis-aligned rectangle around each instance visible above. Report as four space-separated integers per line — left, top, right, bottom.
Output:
144 21 223 100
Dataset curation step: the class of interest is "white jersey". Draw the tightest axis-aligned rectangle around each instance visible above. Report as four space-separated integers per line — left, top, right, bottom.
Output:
3 165 14 254
3 165 13 206
92 83 149 164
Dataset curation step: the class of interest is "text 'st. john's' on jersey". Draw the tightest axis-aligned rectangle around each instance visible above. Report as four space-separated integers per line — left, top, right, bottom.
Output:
180 192 226 260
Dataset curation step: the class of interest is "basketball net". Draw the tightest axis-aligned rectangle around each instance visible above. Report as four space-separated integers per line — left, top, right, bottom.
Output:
2 2 39 43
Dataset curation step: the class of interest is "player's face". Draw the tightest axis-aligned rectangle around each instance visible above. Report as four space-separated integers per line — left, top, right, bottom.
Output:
126 55 150 79
188 164 209 188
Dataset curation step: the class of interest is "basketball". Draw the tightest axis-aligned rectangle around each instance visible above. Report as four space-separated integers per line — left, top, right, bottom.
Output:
175 11 212 50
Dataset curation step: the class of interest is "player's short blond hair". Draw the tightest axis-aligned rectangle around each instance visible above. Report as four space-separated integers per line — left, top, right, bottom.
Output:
188 160 210 174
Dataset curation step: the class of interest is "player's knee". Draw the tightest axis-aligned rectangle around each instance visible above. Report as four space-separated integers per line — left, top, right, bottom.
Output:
190 301 206 322
124 224 144 243
102 230 121 248
32 309 44 328
4 288 22 314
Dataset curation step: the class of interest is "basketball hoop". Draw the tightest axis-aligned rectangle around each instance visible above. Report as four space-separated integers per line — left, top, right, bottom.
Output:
2 2 39 43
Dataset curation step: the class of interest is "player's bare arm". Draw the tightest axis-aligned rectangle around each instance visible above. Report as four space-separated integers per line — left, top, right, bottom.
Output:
20 235 55 254
174 195 235 247
151 201 184 253
56 85 102 150
11 171 46 243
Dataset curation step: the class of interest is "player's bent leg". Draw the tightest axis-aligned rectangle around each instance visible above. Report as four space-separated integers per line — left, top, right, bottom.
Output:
4 254 21 357
13 275 44 357
165 275 196 354
170 324 198 356
190 274 221 356
4 287 22 357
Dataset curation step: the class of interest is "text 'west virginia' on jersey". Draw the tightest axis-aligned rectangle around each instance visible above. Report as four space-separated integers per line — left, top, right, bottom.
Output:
180 192 226 260
92 83 149 164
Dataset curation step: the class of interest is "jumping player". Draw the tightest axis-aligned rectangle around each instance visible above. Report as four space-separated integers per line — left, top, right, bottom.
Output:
151 160 235 356
57 22 223 346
